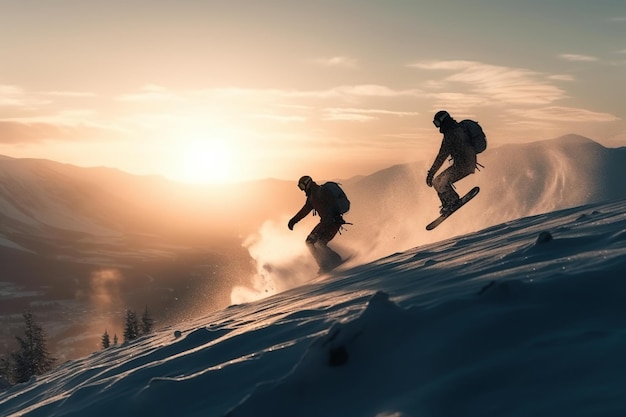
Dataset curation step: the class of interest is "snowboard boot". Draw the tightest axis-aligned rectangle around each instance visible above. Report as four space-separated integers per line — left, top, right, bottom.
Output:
438 191 460 215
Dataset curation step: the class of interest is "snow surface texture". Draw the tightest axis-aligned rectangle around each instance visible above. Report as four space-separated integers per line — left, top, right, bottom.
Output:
2 199 626 417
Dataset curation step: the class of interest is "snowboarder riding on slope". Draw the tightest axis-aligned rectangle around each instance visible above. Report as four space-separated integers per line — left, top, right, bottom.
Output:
288 175 346 273
426 110 478 215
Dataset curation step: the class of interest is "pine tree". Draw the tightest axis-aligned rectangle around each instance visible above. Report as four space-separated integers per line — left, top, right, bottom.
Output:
140 305 154 335
101 330 111 349
123 309 139 342
10 312 55 383
113 333 118 345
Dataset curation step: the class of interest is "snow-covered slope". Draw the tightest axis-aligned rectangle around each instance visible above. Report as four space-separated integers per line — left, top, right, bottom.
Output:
1 198 625 417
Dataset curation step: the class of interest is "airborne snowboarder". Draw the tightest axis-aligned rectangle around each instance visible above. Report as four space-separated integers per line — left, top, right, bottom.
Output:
426 110 485 216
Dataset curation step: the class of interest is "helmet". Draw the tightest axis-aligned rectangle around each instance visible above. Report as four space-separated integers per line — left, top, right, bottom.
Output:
298 175 313 191
433 110 450 128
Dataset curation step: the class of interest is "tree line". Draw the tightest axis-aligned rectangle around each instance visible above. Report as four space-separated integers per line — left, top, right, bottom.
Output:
101 306 154 349
0 306 154 390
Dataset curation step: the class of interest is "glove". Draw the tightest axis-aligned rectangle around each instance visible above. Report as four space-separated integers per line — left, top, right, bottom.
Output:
288 218 296 230
426 170 434 187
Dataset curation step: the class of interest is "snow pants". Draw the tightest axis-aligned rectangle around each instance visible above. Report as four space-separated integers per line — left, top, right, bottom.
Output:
433 163 475 207
306 221 342 271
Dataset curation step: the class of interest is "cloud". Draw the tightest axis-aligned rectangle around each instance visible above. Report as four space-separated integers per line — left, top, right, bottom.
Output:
431 92 489 109
332 85 421 98
0 118 121 144
548 74 575 81
516 106 619 122
308 56 358 68
0 85 22 95
122 84 425 133
44 91 97 98
1 85 95 108
117 84 422 106
0 121 76 143
408 60 471 71
117 84 180 102
410 60 566 105
322 108 419 122
251 113 307 123
214 85 422 100
0 85 104 142
558 54 599 62
0 84 51 107
0 85 26 106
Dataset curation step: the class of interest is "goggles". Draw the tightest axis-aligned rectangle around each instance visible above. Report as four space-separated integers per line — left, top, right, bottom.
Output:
433 112 449 128
298 177 312 191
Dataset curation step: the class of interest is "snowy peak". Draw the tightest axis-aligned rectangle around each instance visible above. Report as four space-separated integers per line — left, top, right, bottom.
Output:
541 133 602 146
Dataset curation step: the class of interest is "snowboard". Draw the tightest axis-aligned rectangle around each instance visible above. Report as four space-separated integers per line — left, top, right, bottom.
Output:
426 186 480 231
316 253 354 276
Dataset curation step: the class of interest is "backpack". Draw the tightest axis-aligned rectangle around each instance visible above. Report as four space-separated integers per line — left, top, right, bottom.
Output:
322 181 350 214
459 120 487 153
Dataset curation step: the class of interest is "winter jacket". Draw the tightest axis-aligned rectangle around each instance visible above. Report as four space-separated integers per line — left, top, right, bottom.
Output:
291 183 339 224
429 123 477 175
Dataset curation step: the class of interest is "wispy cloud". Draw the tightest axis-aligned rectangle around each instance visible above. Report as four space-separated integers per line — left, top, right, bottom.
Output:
226 84 421 99
0 106 127 144
517 106 618 122
409 60 566 105
0 84 50 107
117 84 422 105
558 54 599 62
308 56 358 68
3 109 101 125
549 74 575 81
1 85 96 107
431 92 489 107
0 85 24 95
409 60 470 71
44 91 97 98
322 107 419 122
0 84 124 144
332 85 421 98
0 121 106 143
117 84 179 102
609 17 626 22
250 114 307 123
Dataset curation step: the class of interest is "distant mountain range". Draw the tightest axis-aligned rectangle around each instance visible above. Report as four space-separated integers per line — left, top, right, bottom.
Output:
0 157 300 359
1 134 625 359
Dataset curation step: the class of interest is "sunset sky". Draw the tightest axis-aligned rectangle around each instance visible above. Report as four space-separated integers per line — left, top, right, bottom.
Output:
1 0 625 184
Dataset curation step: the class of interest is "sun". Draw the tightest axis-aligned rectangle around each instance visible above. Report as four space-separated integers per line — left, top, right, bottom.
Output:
180 139 234 184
